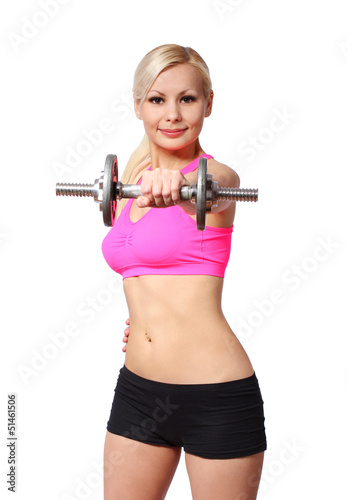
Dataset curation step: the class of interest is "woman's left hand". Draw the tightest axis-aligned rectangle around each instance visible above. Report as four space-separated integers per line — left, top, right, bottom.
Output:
122 318 130 353
136 168 190 208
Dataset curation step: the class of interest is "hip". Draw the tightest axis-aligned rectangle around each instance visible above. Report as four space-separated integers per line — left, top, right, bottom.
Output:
124 323 254 384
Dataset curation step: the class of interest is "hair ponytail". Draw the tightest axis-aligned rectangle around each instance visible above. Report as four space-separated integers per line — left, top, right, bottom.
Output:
116 134 151 218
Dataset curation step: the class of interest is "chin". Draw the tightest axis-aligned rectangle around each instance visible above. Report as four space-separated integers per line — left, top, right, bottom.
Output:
154 134 199 151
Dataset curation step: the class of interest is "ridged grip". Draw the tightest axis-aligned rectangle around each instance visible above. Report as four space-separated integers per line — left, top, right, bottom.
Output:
217 187 258 202
56 183 96 197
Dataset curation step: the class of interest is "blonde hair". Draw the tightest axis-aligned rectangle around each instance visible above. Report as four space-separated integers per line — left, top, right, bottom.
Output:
116 44 212 218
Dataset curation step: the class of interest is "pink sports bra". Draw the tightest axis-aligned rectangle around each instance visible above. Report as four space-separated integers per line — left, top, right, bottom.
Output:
101 154 233 279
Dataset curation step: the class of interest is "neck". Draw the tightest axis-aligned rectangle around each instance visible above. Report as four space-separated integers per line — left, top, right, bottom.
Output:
149 140 205 170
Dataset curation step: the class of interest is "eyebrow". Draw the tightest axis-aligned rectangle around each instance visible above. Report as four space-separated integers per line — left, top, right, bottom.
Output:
148 89 197 96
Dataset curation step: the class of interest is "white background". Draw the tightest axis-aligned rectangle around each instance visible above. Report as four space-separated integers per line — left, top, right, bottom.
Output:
1 0 346 498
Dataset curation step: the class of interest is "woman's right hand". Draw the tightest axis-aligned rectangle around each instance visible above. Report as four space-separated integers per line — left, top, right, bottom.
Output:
122 318 130 353
137 168 190 208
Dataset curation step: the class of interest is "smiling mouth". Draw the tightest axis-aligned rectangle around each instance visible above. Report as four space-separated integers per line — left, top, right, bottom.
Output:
159 128 188 136
160 128 187 132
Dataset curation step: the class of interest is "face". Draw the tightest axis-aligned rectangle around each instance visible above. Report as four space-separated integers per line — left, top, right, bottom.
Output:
135 63 213 152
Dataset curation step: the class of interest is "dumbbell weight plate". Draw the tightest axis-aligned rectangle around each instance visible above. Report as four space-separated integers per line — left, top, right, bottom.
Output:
103 154 118 227
196 157 207 231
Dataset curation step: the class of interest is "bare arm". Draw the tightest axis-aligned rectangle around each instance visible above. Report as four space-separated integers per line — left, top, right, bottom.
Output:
179 159 240 216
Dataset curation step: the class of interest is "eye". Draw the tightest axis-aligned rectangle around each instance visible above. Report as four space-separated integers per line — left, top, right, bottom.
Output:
181 95 196 103
149 97 164 104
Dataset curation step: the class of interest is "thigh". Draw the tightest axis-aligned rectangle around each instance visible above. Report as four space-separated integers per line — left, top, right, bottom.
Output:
185 451 264 500
181 373 267 460
104 431 182 500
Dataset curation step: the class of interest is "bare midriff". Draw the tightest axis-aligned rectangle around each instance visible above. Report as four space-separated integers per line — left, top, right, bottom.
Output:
123 274 254 384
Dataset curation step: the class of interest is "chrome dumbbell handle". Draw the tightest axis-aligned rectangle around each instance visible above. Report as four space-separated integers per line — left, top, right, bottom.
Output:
115 183 192 201
55 182 257 203
55 181 192 200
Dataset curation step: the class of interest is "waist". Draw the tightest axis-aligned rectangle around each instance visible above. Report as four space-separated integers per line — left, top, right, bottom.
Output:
121 275 254 383
124 327 253 383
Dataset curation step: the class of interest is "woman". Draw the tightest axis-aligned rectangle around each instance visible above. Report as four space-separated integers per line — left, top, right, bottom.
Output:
102 44 266 500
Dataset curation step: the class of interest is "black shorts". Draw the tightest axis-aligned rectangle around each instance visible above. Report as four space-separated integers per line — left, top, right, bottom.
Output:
106 364 267 459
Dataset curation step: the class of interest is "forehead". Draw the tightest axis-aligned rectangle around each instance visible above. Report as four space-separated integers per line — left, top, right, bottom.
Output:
149 64 203 93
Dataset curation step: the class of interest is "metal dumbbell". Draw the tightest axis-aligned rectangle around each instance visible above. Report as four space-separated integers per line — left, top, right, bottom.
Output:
56 155 258 230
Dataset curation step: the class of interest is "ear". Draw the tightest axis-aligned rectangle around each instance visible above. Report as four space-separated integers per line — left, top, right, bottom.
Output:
134 99 142 120
205 90 214 117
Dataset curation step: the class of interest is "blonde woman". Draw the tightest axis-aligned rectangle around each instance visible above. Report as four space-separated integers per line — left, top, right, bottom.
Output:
102 44 266 500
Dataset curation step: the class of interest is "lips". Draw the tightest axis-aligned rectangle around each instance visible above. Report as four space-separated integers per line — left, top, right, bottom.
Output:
159 128 187 138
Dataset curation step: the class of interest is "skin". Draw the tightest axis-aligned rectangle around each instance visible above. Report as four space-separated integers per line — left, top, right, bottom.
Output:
104 63 264 500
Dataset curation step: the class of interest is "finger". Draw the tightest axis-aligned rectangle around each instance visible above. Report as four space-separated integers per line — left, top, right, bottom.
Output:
152 172 164 206
140 173 154 204
125 318 130 325
122 336 128 343
136 196 151 208
124 328 130 336
171 171 186 205
122 346 126 352
172 171 190 205
162 175 173 206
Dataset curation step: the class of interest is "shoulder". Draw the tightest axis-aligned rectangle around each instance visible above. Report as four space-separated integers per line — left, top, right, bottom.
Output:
207 158 240 189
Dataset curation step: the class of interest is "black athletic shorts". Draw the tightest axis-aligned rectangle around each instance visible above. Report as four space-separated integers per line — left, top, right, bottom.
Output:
106 364 267 459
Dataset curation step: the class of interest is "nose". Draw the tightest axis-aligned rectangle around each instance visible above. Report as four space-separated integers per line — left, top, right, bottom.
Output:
165 99 182 122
